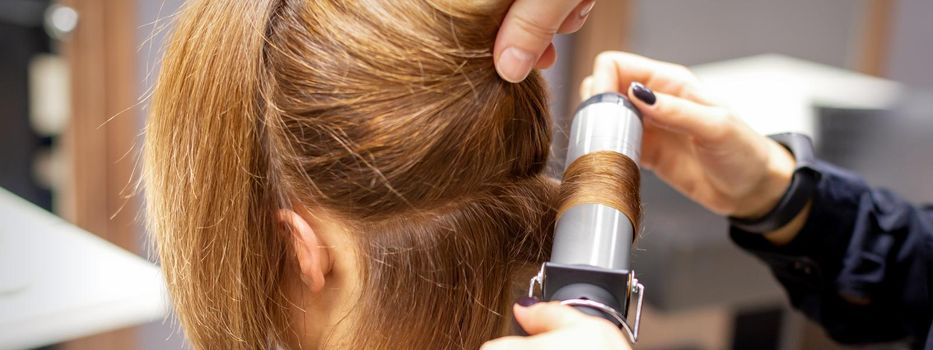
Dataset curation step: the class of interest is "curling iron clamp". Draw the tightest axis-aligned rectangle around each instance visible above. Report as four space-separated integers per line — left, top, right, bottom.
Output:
525 92 645 343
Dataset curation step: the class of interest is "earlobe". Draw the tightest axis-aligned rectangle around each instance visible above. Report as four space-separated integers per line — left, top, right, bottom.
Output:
277 209 332 293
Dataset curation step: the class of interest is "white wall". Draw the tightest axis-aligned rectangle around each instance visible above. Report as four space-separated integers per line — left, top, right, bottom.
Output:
887 0 933 89
630 0 866 68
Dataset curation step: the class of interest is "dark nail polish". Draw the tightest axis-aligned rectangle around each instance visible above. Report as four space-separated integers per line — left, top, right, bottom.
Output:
516 296 539 307
631 82 656 105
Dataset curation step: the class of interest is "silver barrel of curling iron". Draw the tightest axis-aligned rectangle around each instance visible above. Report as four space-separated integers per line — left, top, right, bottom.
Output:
551 92 643 271
525 92 646 344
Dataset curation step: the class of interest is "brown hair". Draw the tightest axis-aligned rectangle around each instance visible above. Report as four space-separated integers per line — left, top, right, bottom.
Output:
558 152 641 232
144 0 559 349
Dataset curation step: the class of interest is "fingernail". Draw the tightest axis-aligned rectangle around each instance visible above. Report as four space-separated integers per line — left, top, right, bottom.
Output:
580 1 596 18
498 47 535 83
631 82 657 105
516 296 539 307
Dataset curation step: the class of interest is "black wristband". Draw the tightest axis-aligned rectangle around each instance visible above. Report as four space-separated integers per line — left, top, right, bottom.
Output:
728 133 821 233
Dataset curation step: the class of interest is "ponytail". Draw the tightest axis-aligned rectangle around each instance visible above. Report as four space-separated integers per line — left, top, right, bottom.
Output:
144 0 289 348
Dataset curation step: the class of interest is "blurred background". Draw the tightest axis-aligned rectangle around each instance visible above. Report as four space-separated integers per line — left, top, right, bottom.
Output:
1 0 930 349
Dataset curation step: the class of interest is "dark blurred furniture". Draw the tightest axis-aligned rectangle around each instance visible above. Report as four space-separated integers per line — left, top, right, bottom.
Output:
0 0 52 209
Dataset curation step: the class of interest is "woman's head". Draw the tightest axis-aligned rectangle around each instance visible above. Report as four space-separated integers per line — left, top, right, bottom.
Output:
145 0 556 348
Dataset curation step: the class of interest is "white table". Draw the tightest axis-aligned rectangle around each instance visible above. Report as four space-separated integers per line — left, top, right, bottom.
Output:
0 188 167 350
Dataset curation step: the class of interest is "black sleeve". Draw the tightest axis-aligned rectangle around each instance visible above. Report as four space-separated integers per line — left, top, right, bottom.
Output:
730 160 933 347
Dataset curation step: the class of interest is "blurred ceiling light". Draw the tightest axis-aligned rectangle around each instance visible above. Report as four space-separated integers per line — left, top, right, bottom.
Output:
44 4 78 40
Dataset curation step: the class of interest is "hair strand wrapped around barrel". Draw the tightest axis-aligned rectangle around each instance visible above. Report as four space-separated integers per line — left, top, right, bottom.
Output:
558 151 641 234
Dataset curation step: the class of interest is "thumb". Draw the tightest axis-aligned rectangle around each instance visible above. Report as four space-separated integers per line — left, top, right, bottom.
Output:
494 0 581 82
512 301 594 335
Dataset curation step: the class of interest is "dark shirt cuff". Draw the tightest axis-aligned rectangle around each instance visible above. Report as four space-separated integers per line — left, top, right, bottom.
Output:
730 160 866 294
729 160 933 345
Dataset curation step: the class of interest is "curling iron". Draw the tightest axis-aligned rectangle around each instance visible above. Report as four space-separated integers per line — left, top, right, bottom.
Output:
525 92 645 343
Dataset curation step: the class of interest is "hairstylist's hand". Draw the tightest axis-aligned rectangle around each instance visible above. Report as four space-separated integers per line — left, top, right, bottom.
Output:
494 0 596 83
481 301 632 350
580 52 796 220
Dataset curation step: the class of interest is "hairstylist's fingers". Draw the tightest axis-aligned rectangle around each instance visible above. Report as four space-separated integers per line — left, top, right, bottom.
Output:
557 0 596 34
535 43 557 69
481 334 575 350
591 54 619 95
495 0 582 82
482 302 630 350
512 301 602 335
592 51 709 104
628 83 734 144
481 329 630 350
480 336 533 350
580 76 594 100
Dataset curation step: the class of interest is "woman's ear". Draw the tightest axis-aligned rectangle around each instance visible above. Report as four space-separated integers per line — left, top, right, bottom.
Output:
277 209 333 293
